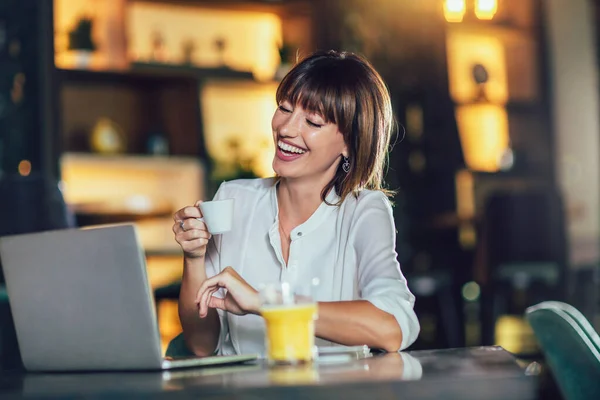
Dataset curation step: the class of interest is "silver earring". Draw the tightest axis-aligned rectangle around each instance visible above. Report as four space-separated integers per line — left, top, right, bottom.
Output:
342 156 350 173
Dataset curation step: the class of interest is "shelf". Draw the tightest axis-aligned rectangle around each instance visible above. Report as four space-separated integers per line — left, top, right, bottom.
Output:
127 0 313 17
56 63 255 85
453 100 544 112
131 62 255 80
504 102 545 113
447 21 536 42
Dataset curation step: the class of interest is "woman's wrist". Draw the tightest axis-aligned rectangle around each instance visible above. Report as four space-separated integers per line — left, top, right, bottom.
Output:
183 254 207 275
248 291 262 315
184 252 206 260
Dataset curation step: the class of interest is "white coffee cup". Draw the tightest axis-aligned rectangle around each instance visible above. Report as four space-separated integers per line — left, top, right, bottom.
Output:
198 198 234 234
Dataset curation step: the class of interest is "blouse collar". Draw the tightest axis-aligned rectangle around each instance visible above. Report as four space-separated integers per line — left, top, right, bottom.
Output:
270 180 340 239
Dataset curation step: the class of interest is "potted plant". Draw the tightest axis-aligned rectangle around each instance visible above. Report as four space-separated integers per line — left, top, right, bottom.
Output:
275 43 295 80
68 17 96 68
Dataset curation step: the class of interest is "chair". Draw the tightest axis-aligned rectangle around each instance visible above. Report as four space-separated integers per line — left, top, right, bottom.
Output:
165 332 194 358
408 270 464 349
532 301 600 353
525 301 600 400
478 189 568 347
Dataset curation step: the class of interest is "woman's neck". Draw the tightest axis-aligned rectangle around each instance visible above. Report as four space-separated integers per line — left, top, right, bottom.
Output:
277 177 327 225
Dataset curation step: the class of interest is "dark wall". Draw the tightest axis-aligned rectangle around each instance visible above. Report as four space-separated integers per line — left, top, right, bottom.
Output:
0 0 57 179
312 0 465 275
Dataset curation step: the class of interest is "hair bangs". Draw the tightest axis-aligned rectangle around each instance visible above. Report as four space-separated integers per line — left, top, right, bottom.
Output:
276 65 356 133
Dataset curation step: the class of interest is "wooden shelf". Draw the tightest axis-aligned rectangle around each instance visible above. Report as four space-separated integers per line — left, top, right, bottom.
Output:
127 0 313 17
504 101 545 113
56 63 255 84
447 21 536 42
454 100 543 112
131 62 255 80
55 0 313 165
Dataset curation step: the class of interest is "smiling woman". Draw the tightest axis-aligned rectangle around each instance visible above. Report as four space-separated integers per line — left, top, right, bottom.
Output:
173 50 420 357
272 51 394 205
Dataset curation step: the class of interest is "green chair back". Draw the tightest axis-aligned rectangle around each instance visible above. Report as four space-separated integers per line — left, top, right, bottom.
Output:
165 333 195 358
536 301 600 353
526 301 600 400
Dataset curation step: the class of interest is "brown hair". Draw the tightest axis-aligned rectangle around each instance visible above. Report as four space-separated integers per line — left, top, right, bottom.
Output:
276 50 395 205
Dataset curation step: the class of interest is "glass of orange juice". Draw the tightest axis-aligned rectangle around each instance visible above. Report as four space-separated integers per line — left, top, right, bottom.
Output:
259 281 319 365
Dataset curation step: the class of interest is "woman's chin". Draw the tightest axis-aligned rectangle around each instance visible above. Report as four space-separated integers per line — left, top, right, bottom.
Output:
272 164 297 180
272 161 290 178
273 158 321 181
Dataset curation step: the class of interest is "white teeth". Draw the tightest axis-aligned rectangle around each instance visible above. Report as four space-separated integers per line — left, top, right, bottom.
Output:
278 140 306 154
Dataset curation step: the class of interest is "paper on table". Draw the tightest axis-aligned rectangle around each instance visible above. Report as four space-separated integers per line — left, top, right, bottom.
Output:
318 345 371 356
316 346 372 365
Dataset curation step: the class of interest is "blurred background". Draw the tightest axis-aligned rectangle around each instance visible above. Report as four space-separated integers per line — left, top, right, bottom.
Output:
0 0 599 358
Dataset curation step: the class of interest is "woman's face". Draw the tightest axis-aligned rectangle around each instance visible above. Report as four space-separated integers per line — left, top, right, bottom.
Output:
272 100 347 182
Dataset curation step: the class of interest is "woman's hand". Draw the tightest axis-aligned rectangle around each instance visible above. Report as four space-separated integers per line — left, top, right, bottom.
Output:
173 201 211 259
195 267 261 318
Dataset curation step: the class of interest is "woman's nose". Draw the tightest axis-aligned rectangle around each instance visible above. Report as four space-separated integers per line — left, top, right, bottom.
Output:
278 113 302 137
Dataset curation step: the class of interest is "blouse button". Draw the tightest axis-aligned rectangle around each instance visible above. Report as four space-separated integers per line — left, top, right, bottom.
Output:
297 232 303 237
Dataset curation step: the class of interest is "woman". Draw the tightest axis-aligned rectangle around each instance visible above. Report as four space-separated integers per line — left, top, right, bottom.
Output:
173 50 419 356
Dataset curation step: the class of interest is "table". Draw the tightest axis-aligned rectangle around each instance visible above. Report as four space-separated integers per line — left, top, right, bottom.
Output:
0 347 539 399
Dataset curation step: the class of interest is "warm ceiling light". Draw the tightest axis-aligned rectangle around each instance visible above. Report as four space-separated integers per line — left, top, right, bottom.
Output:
475 0 498 20
444 0 466 23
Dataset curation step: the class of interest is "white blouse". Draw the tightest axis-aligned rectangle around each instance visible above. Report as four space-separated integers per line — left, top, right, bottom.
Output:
204 178 419 355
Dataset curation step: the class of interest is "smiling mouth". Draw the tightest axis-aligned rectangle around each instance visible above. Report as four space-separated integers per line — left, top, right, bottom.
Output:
277 140 307 156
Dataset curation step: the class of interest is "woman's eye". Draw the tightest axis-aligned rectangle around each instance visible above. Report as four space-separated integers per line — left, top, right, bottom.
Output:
306 120 323 128
278 105 292 113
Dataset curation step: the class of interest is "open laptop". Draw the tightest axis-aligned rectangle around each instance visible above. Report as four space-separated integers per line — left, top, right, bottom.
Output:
0 224 257 371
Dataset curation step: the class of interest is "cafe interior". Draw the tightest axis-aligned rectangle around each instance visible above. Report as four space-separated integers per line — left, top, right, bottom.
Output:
0 0 599 398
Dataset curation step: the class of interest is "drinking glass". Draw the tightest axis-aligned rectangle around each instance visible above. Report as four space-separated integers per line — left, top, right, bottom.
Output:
259 280 319 365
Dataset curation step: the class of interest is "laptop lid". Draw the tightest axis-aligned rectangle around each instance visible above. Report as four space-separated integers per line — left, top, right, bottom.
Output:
0 224 164 371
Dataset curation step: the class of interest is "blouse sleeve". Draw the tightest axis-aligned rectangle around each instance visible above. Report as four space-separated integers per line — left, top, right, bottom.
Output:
203 182 235 355
353 192 420 350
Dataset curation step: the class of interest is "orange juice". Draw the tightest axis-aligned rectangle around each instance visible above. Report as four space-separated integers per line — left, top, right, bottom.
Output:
261 303 318 363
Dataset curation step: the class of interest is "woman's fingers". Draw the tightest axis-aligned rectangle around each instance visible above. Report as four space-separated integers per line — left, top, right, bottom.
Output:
173 214 211 247
195 267 261 316
208 294 226 312
173 225 209 246
200 287 220 317
180 238 209 254
195 270 238 316
196 274 223 308
178 227 210 241
197 285 217 317
173 205 203 223
177 218 209 234
195 277 212 305
172 203 211 259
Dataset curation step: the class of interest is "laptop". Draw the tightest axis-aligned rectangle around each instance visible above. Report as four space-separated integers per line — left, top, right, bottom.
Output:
0 224 257 371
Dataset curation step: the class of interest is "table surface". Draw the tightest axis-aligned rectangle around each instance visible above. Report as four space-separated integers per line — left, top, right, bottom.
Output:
0 346 540 400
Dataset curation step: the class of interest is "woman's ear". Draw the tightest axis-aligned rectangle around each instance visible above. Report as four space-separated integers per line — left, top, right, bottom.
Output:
341 144 349 159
